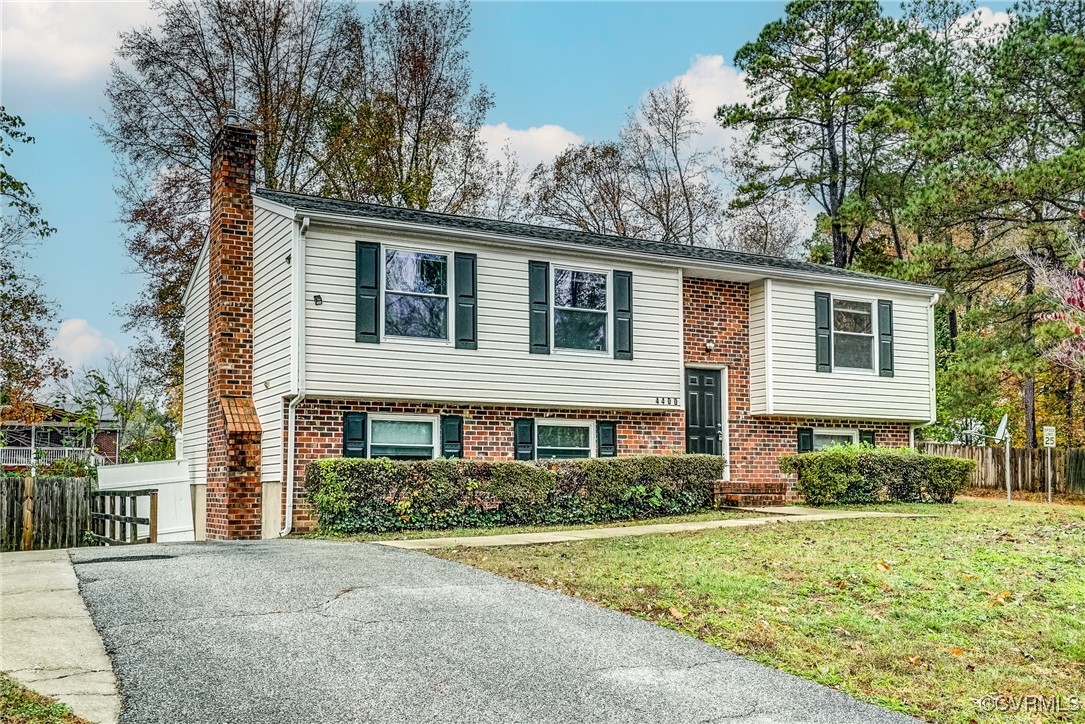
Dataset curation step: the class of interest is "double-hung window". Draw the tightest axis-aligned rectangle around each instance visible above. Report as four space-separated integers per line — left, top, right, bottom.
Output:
812 428 858 450
553 267 608 352
369 415 439 460
832 298 874 370
536 419 595 459
384 249 449 340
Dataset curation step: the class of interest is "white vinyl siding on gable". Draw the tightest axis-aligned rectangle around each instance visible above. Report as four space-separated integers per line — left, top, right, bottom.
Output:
303 224 683 409
181 246 209 483
252 207 294 483
749 278 933 421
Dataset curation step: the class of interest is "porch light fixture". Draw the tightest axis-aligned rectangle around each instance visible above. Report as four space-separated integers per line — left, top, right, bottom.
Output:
705 340 716 352
313 294 323 306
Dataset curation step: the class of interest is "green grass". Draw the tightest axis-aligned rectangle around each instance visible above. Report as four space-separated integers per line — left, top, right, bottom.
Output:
436 499 1085 723
0 674 87 724
309 508 764 542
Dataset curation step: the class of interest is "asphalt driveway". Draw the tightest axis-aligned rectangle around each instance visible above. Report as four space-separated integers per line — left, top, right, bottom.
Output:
72 541 915 724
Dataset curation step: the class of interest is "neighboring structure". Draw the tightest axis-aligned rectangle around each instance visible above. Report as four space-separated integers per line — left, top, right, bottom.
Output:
177 122 940 540
0 403 119 473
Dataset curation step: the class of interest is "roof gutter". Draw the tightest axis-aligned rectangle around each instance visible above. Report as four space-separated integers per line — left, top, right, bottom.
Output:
269 206 943 299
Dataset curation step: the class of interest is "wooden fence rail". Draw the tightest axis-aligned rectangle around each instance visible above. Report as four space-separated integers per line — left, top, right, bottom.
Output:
919 443 1085 495
88 490 158 546
1 478 159 551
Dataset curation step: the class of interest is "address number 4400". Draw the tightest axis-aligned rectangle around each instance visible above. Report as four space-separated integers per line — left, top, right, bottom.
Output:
655 396 680 406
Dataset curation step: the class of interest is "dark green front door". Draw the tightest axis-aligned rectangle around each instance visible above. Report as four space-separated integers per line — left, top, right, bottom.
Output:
685 368 722 455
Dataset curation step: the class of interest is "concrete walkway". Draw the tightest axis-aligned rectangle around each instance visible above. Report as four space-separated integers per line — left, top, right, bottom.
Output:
379 509 931 550
0 549 121 724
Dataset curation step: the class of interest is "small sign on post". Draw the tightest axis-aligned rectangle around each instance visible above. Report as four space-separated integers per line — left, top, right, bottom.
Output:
1043 426 1056 504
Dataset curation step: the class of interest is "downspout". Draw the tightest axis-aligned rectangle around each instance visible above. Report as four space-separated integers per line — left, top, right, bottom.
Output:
914 292 942 452
280 215 309 537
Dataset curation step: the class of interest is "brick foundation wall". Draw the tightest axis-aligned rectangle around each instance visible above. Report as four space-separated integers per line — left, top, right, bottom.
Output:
283 399 686 532
682 276 911 499
205 122 263 541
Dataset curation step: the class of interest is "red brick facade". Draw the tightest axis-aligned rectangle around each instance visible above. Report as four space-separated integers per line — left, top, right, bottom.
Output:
681 276 910 499
283 399 687 530
205 122 263 540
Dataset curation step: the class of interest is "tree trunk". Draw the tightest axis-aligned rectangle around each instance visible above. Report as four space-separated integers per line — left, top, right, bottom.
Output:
1024 267 1037 449
947 308 958 353
831 221 848 268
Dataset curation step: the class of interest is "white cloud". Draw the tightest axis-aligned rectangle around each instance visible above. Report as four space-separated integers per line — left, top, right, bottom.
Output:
663 54 749 153
1 1 154 110
52 319 120 371
479 122 584 171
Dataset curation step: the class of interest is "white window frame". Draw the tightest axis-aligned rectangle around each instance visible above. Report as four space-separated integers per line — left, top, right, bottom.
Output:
367 413 440 460
551 264 611 355
830 295 877 372
535 418 597 458
381 245 453 346
812 427 859 451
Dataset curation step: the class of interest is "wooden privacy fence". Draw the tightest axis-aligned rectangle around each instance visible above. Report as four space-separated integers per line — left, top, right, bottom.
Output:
919 443 1085 495
1 477 93 551
0 477 159 551
88 489 158 546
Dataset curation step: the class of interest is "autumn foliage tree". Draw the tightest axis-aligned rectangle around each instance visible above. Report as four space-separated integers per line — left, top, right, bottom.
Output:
102 0 497 397
0 109 66 424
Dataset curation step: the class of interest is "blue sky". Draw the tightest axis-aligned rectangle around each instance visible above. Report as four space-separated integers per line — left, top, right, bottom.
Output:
2 1 1007 372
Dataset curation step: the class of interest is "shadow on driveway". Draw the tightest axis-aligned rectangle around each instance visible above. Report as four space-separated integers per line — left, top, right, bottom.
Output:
72 541 915 724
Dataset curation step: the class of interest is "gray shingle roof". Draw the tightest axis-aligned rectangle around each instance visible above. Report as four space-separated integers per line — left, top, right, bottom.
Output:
255 188 941 294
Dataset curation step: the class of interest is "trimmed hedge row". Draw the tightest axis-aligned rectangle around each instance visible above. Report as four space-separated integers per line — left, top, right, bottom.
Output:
305 455 726 534
779 445 975 506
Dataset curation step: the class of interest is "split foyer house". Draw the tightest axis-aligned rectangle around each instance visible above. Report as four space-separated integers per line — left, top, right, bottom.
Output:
181 121 941 540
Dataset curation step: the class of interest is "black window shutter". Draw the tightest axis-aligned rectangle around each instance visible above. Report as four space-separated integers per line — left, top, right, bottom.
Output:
814 292 832 372
878 299 894 377
441 415 464 457
513 418 535 460
859 429 876 447
344 412 368 458
597 421 618 457
454 253 478 350
797 427 814 453
528 261 550 354
613 271 633 360
355 241 381 344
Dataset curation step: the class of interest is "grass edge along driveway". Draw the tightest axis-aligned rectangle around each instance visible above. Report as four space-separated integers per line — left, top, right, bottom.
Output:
435 500 1085 723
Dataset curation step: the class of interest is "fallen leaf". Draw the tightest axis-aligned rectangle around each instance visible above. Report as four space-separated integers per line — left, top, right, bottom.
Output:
876 561 892 571
950 647 965 657
881 581 892 592
757 620 771 630
668 607 685 620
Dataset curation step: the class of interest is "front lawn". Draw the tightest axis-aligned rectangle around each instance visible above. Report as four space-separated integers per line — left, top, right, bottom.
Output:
0 674 87 724
436 500 1085 722
313 508 763 542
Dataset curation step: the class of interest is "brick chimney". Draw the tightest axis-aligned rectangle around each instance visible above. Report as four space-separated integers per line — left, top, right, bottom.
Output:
205 118 263 540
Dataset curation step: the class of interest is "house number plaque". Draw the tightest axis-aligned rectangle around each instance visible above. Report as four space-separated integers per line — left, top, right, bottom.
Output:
655 397 680 406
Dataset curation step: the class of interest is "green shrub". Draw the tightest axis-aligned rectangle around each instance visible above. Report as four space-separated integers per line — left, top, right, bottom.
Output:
779 445 974 506
305 454 725 534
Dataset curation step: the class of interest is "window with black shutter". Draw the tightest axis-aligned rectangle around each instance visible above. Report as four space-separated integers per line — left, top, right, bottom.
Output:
343 412 368 458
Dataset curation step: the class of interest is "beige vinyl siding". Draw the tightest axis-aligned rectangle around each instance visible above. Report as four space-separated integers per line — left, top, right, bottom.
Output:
181 247 209 483
303 224 683 409
765 279 933 421
252 207 294 482
748 280 767 415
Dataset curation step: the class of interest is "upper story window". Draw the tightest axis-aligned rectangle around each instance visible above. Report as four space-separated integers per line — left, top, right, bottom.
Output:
384 249 448 340
553 268 608 352
832 298 874 370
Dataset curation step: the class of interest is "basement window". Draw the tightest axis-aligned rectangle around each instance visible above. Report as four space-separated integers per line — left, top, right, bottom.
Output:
369 415 439 460
535 419 595 459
